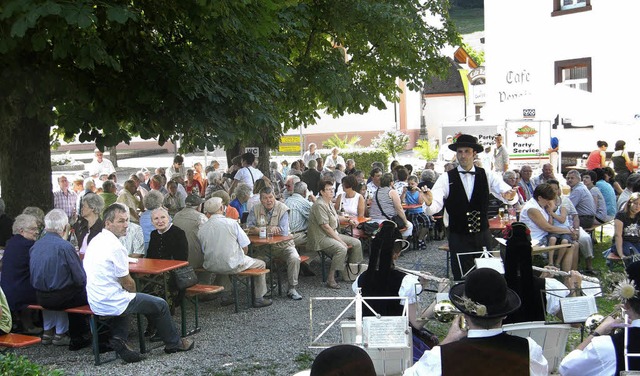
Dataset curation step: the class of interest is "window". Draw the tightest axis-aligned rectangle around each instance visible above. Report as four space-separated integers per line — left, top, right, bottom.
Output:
554 58 592 92
551 0 591 16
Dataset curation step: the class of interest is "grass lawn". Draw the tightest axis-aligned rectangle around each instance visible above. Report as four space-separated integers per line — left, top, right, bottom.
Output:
449 7 484 35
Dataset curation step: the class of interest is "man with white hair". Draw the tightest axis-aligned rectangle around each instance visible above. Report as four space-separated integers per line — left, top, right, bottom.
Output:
283 175 301 200
198 197 272 308
88 148 115 178
302 143 322 167
30 209 91 350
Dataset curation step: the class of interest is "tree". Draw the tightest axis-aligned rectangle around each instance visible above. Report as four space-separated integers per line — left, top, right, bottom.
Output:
0 0 459 217
372 130 410 159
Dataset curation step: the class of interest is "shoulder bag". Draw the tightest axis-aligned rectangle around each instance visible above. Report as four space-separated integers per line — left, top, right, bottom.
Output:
171 265 198 290
375 189 405 229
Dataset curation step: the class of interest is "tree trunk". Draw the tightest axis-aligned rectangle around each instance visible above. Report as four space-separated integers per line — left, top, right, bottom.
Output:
225 141 243 169
0 115 53 218
108 146 118 168
257 144 270 176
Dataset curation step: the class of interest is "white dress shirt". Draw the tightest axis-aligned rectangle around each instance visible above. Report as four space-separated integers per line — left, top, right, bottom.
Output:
559 319 640 376
426 166 516 215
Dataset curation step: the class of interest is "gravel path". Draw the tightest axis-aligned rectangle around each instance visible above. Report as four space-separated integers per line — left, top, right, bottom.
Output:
17 238 449 376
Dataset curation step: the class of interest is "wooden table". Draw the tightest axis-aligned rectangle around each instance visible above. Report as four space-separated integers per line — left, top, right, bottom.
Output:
248 234 294 296
128 258 188 352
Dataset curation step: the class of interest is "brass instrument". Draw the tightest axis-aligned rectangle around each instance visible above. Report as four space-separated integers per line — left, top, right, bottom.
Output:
432 300 467 330
532 266 600 284
584 306 626 334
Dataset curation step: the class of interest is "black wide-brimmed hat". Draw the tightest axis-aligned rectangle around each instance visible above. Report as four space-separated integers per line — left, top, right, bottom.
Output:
449 268 521 319
448 134 484 153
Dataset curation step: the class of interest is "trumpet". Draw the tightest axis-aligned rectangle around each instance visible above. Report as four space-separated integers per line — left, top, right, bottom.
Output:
433 300 467 330
394 266 449 284
532 266 600 284
584 306 626 334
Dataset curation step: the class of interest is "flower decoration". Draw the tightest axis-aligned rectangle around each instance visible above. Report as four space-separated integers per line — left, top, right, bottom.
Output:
452 132 463 143
454 295 487 317
610 278 638 303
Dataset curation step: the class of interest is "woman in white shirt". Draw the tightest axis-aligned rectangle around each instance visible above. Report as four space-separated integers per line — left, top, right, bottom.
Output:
335 175 365 217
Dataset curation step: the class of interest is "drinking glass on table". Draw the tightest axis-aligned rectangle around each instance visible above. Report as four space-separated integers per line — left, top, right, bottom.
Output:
498 207 505 221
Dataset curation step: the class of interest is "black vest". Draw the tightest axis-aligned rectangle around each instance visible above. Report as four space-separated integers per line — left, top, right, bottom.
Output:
445 168 490 235
612 327 640 374
441 333 529 376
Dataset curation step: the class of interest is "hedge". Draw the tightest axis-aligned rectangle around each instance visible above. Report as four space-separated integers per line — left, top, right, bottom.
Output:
318 148 389 173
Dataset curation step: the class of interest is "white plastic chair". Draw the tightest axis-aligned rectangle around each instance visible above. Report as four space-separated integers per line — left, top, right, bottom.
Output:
502 321 572 373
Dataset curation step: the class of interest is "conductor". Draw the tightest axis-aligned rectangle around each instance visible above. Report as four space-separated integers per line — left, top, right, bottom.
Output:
423 134 517 280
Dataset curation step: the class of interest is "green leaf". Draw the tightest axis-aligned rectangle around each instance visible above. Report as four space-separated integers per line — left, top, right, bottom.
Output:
106 6 131 24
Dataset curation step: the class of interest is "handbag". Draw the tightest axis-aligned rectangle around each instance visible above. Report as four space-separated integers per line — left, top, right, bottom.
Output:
374 190 405 229
342 263 368 282
171 265 198 290
357 221 380 235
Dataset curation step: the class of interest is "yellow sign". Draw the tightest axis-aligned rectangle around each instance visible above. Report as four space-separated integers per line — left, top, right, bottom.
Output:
278 145 301 152
280 136 301 144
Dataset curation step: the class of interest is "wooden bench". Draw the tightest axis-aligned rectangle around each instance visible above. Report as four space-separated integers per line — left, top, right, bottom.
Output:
27 304 140 365
0 333 41 349
181 284 224 336
27 304 120 366
230 268 270 313
438 244 451 278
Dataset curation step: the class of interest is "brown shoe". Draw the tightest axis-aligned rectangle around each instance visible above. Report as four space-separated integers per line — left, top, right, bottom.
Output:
164 338 195 354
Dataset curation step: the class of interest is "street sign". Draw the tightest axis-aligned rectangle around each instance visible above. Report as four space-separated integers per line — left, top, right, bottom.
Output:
278 144 301 152
280 135 301 144
245 147 259 157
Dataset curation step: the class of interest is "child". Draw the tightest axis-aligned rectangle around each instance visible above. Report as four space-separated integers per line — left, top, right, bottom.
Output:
401 176 432 250
546 199 572 267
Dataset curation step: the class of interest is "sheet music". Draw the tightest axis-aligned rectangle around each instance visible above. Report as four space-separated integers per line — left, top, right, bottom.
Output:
364 316 409 348
559 295 597 323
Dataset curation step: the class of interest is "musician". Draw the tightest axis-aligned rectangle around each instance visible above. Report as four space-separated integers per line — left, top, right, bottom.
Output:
423 134 517 280
404 268 548 376
559 260 640 375
352 220 441 361
503 222 584 324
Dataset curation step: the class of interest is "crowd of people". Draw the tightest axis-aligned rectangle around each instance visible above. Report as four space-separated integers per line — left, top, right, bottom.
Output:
1 136 639 374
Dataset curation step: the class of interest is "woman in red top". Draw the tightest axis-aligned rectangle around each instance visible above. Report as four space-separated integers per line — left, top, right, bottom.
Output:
586 140 608 170
185 168 204 196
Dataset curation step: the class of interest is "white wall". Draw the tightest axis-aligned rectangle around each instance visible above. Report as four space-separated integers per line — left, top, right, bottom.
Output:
425 95 466 142
482 0 640 151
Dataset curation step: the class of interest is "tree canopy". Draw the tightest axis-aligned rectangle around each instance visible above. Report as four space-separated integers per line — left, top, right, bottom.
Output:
0 0 459 216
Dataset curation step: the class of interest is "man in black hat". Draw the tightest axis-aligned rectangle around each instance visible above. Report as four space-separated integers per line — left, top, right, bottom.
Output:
404 268 548 375
559 260 640 375
423 134 518 280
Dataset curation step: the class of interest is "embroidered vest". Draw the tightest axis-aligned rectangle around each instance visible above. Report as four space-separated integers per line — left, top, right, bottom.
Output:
445 168 490 235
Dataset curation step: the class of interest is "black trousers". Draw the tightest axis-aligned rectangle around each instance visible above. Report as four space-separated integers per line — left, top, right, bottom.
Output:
448 229 493 281
36 285 89 341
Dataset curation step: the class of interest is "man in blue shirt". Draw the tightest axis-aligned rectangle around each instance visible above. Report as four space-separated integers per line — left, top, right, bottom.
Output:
30 209 91 351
